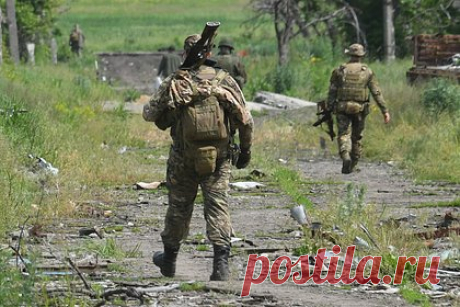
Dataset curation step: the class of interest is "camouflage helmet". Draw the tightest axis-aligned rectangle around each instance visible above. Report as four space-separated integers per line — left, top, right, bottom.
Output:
345 43 366 57
218 37 234 49
184 34 201 51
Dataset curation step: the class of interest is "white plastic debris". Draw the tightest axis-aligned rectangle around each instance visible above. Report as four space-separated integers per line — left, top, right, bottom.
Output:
135 181 164 190
290 205 310 226
353 236 370 250
229 182 265 190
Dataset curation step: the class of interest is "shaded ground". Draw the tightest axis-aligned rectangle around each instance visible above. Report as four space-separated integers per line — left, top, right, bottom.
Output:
16 107 460 306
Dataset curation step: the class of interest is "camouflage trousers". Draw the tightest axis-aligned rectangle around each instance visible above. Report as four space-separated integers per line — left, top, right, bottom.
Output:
161 148 232 249
336 112 367 161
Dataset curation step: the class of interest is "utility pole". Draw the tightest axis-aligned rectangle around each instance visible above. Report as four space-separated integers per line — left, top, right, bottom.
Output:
6 0 20 64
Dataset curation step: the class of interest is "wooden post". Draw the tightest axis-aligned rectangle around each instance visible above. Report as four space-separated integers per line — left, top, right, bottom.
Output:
6 0 20 64
51 37 58 64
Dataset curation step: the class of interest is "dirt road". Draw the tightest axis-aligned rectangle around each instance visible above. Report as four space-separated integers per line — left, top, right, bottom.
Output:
32 107 459 306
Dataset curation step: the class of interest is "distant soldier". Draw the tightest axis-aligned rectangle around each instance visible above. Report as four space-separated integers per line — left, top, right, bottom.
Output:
326 43 391 174
215 37 247 89
157 45 182 79
69 24 85 57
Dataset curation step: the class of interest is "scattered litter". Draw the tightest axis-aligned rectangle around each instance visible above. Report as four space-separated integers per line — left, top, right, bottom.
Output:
79 226 104 239
29 154 59 175
229 182 265 191
118 146 128 154
250 169 266 178
429 248 460 262
135 181 165 190
278 158 288 164
290 205 311 226
353 236 370 250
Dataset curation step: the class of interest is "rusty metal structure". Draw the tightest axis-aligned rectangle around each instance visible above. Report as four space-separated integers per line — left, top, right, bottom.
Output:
406 34 460 84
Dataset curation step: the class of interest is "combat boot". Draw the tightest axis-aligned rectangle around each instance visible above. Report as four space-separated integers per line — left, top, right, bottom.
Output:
341 151 352 174
351 158 359 172
153 246 179 277
210 245 230 281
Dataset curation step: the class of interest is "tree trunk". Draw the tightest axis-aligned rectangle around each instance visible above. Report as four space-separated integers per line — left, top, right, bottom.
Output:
6 0 20 64
383 0 395 61
0 7 3 66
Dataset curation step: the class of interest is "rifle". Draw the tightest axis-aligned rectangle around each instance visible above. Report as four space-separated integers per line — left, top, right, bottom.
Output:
180 21 220 70
312 100 335 141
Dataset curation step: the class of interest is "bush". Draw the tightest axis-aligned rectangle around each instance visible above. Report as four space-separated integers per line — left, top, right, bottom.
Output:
267 65 295 94
421 78 460 118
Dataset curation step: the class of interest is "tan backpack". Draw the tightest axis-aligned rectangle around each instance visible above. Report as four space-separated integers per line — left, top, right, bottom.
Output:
336 63 371 114
180 69 230 176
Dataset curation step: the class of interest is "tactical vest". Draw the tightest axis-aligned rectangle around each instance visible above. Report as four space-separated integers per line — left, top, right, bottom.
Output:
179 67 230 175
336 63 370 103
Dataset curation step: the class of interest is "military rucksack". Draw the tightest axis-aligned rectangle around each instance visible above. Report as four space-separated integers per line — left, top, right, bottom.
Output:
336 63 371 114
179 68 230 175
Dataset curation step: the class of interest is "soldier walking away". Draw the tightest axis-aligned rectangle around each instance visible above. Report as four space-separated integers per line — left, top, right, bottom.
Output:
215 37 247 89
69 24 85 57
326 43 391 174
143 28 254 281
157 45 182 79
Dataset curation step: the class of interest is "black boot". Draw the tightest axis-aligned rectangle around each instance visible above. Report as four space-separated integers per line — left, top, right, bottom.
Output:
210 245 230 281
153 246 179 277
341 151 352 174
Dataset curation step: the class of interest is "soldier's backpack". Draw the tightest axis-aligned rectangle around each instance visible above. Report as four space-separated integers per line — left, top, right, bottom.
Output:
179 68 230 176
70 31 80 45
336 62 371 114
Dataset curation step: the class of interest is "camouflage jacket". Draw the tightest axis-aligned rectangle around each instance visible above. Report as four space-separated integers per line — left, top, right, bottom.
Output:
327 61 388 114
143 64 254 151
215 54 247 89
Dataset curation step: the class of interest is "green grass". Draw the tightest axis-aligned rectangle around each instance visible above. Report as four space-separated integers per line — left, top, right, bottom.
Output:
410 198 460 208
57 0 261 53
400 286 431 307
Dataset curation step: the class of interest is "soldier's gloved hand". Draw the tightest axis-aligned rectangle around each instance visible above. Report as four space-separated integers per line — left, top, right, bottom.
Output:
236 148 251 169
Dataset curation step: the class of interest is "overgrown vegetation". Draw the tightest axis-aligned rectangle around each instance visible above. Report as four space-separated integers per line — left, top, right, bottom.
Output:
0 0 459 305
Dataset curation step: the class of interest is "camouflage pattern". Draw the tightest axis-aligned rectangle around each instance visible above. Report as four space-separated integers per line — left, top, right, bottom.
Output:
345 43 366 57
161 148 232 247
143 62 254 249
158 53 182 79
69 24 85 57
215 54 247 89
327 54 388 170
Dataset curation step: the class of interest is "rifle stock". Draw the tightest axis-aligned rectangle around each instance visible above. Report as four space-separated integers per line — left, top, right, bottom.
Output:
180 21 220 70
312 100 336 141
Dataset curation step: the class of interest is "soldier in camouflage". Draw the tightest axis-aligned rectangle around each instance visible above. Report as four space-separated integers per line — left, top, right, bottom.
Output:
157 45 182 79
326 43 391 174
215 37 247 89
69 24 85 57
143 33 254 281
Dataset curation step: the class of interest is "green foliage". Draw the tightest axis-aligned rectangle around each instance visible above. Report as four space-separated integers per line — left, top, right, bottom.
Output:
84 238 142 260
400 286 431 307
421 78 460 119
196 244 210 252
1 0 64 60
0 251 36 306
273 167 313 208
179 282 206 292
268 65 295 94
123 88 141 102
337 183 366 223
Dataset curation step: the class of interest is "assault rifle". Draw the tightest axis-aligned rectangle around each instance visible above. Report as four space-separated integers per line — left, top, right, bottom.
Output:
312 100 335 141
180 21 220 70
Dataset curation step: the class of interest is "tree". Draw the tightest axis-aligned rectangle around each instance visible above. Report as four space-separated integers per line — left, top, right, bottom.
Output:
1 0 63 61
383 0 395 61
250 0 361 65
